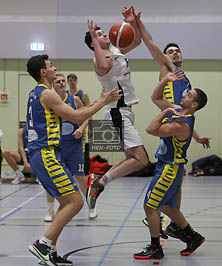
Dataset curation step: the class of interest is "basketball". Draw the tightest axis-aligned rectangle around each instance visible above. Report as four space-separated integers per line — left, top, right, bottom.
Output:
109 22 135 49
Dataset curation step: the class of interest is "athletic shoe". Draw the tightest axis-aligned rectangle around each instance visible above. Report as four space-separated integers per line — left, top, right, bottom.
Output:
38 252 73 265
28 240 57 266
88 207 98 219
180 232 205 256
44 209 54 222
165 222 189 243
11 172 25 184
51 252 73 265
133 244 164 260
86 173 104 209
142 217 168 240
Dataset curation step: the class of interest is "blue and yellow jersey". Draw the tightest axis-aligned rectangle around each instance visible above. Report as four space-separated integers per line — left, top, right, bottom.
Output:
27 84 61 154
66 89 86 151
66 89 83 102
61 92 81 142
155 110 195 165
163 66 192 105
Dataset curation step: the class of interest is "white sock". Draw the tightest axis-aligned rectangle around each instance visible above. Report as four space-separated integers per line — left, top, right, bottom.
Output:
15 169 21 174
39 236 52 247
50 245 57 253
99 172 112 186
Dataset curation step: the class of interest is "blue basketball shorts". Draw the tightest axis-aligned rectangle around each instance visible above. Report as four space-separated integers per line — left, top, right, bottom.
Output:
61 140 84 176
144 161 184 209
29 146 79 198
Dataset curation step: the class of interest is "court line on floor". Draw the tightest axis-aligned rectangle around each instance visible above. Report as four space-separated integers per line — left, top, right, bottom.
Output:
0 190 44 222
97 181 149 266
0 184 32 201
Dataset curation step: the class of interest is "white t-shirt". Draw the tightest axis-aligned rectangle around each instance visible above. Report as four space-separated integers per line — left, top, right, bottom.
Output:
96 46 139 109
0 129 3 145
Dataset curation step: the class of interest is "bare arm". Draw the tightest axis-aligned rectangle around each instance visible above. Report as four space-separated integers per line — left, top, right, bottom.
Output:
192 130 211 148
88 20 113 76
40 87 121 124
132 7 174 74
151 71 184 111
18 128 32 173
73 96 89 139
120 6 141 54
82 92 90 106
146 108 190 141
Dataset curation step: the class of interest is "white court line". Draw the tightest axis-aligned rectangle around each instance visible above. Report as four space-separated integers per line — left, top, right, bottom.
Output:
0 190 44 221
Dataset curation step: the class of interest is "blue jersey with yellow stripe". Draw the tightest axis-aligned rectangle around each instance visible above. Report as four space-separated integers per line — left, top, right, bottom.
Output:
163 66 192 105
66 89 86 151
27 84 61 154
156 110 195 165
66 89 83 102
62 92 81 142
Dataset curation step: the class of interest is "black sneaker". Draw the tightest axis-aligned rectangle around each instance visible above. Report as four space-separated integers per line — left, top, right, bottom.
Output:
51 252 73 265
86 173 104 209
180 232 205 256
28 240 57 266
142 217 168 240
133 244 164 260
165 222 189 243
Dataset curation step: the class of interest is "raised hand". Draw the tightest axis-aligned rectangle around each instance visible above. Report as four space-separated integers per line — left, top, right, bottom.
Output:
164 107 185 117
88 19 98 40
167 70 184 82
122 6 135 23
131 6 142 23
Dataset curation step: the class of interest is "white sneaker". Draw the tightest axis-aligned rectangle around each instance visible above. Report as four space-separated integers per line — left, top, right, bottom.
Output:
44 209 54 222
11 172 25 184
88 207 98 219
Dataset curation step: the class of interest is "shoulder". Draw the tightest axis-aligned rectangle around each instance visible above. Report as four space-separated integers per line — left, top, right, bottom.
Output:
40 89 61 109
171 118 190 132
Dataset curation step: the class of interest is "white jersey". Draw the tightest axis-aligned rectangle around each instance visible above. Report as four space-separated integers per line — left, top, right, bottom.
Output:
0 129 3 145
96 46 139 109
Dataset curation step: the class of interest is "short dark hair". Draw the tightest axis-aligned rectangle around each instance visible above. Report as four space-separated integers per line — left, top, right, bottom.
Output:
84 27 101 51
67 73 77 80
55 73 65 78
27 54 49 82
194 88 208 111
163 43 181 54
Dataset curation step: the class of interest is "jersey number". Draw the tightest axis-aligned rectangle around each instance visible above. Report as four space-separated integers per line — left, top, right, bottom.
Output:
29 106 33 127
78 164 84 172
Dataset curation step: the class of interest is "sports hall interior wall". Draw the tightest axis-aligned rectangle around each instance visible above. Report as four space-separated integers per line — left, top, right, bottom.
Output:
0 59 220 173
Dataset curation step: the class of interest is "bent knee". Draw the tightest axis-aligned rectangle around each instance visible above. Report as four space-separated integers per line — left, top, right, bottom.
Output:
71 192 84 210
3 150 11 157
137 155 149 169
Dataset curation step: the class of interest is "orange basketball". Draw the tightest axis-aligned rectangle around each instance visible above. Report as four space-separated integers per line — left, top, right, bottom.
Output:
109 22 135 49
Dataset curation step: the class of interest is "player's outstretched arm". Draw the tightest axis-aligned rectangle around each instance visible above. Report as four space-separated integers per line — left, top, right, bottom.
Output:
120 6 141 54
192 130 211 148
88 19 112 76
132 7 174 73
41 87 122 124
